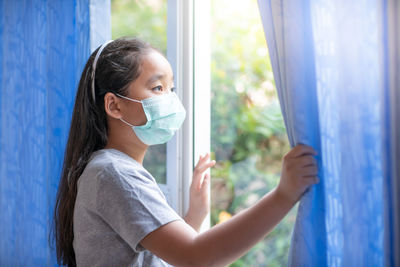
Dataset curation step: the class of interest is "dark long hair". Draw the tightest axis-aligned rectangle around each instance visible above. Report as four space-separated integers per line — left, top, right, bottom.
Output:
52 37 153 266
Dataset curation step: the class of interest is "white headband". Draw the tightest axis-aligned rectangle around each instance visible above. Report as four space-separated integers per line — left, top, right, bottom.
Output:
91 40 114 102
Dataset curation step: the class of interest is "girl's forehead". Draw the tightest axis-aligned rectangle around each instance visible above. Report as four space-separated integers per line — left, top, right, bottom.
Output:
140 51 174 81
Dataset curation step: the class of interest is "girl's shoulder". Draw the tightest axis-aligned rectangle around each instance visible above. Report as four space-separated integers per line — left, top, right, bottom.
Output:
90 148 139 166
80 148 157 190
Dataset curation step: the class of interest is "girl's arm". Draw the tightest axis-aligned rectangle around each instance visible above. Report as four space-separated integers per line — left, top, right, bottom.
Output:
141 144 319 267
184 154 215 232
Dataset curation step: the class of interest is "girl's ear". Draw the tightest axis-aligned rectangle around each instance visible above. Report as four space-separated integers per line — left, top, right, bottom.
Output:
104 92 123 119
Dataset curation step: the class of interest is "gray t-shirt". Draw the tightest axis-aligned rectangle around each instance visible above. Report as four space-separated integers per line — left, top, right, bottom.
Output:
73 148 182 267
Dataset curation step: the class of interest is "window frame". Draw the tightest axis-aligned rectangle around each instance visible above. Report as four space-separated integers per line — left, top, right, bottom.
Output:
163 0 211 232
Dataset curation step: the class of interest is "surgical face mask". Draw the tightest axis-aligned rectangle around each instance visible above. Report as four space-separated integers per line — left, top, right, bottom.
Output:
117 92 186 145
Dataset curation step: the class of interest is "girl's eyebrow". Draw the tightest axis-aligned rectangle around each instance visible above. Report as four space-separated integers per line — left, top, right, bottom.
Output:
146 74 163 86
146 74 174 86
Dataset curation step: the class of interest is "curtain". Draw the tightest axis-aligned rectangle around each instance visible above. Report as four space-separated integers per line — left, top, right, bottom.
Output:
386 0 400 264
0 0 110 265
257 0 399 266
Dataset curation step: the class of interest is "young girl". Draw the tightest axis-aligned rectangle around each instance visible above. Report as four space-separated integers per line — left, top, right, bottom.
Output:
53 37 319 267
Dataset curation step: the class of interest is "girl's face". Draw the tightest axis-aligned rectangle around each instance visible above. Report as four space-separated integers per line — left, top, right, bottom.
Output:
120 50 175 127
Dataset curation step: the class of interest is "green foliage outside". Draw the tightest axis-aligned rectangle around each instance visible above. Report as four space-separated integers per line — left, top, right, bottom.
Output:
210 0 294 266
112 0 167 54
111 0 295 265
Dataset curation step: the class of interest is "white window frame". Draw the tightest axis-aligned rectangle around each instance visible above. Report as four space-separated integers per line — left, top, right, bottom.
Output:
192 0 211 230
162 0 211 230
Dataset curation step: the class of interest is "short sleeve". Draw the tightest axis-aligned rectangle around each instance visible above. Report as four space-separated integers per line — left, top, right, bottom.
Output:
95 166 182 252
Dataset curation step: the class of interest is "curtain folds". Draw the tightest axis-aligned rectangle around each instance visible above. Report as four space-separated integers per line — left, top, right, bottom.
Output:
258 0 398 266
257 0 327 265
386 0 400 264
0 0 110 265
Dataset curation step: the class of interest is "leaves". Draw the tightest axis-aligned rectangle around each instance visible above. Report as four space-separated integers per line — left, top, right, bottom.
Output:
209 0 293 266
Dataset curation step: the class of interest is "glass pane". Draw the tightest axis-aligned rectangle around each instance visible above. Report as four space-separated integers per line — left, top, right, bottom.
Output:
210 0 294 265
144 144 166 184
111 0 168 184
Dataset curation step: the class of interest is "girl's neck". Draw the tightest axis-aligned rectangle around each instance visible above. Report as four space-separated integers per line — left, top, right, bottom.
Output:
105 117 148 164
104 143 146 164
105 141 147 164
104 132 148 165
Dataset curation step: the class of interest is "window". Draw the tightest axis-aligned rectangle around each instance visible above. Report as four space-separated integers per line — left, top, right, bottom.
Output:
209 0 294 265
111 0 196 214
111 0 293 264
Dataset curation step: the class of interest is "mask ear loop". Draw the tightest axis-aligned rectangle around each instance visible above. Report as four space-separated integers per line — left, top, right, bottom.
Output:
115 93 143 128
91 40 114 102
104 96 134 128
120 118 135 128
116 93 142 103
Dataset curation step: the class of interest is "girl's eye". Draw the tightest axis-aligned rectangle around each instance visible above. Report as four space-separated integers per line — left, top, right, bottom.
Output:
152 85 163 92
170 87 175 92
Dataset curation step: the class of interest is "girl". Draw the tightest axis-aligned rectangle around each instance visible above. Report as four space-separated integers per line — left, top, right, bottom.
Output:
53 37 319 267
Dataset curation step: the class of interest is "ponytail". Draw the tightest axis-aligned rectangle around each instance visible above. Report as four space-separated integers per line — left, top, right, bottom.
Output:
52 37 153 266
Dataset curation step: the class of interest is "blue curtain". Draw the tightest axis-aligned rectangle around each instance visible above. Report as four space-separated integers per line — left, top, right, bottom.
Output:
0 0 110 265
257 0 399 266
386 0 400 264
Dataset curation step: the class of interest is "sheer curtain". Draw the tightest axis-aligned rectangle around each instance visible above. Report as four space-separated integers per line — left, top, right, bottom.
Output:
0 0 110 265
257 0 399 266
386 0 400 264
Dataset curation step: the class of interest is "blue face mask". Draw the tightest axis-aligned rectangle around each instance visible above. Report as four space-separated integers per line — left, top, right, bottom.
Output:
117 92 186 145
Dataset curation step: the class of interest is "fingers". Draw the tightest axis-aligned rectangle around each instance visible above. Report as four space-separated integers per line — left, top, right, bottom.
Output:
194 153 216 175
196 160 216 174
283 155 317 173
299 165 318 177
286 144 317 158
192 153 216 190
199 173 210 190
197 153 210 167
279 146 320 202
303 176 320 185
298 156 317 167
199 153 209 164
285 146 318 176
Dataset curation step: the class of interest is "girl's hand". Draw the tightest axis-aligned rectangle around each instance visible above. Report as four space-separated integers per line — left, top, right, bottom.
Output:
141 147 315 266
276 144 319 205
184 153 216 232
